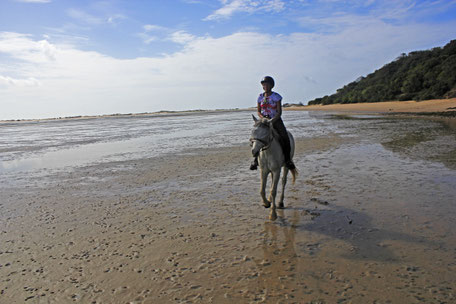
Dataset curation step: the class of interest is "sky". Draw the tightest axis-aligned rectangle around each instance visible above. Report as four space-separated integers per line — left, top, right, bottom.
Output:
0 0 455 120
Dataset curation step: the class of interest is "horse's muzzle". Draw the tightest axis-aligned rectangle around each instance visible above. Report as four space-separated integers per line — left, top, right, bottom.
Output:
250 140 260 157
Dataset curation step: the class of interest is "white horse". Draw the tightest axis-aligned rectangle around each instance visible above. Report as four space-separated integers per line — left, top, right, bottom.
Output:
250 115 297 221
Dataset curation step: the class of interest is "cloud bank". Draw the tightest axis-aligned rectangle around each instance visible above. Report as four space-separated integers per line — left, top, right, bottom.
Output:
0 15 455 119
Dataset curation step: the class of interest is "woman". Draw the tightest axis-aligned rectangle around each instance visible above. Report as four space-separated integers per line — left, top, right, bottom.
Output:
250 76 296 170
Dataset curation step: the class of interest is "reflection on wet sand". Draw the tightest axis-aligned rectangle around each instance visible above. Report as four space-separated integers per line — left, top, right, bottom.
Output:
255 211 300 300
381 117 456 170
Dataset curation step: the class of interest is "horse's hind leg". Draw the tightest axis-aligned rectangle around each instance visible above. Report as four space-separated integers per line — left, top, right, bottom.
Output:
278 167 288 209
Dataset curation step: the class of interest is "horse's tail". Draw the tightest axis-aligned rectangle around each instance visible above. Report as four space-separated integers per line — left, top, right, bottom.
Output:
290 167 298 184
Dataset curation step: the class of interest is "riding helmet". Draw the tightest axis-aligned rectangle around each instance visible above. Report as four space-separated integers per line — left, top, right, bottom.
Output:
260 76 275 88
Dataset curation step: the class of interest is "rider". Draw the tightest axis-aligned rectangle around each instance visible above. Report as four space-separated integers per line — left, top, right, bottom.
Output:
250 76 296 171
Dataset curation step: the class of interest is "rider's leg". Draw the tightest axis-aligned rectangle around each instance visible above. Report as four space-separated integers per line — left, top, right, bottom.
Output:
272 119 295 170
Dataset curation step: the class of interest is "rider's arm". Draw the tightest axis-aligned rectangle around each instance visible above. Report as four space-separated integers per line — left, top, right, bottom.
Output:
257 103 265 119
270 100 282 123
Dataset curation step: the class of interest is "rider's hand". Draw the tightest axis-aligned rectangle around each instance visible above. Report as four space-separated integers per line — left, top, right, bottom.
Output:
261 118 271 125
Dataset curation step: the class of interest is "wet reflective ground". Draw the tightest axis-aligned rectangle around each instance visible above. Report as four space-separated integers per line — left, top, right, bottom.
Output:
0 112 255 172
251 114 456 303
4 110 454 172
1 111 456 302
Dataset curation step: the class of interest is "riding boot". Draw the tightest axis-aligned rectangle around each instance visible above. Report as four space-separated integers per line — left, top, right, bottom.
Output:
280 138 295 170
250 157 258 170
282 142 295 170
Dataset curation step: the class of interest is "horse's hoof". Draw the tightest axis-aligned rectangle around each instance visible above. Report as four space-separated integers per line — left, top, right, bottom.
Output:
269 211 277 221
278 203 285 209
263 201 271 208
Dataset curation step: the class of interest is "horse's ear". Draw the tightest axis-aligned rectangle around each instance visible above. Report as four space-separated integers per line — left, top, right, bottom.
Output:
252 114 258 122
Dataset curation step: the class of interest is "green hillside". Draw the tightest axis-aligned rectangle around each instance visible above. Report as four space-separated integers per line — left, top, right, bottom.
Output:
308 40 456 105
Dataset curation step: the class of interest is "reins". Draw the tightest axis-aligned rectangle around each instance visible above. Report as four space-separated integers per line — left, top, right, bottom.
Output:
251 123 274 151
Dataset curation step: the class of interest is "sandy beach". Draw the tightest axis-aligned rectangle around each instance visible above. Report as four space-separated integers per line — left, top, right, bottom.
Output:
1 109 456 303
289 98 456 114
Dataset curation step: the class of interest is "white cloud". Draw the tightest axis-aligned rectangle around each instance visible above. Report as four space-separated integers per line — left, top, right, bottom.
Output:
0 32 57 63
137 33 157 45
0 17 455 119
107 14 126 24
168 31 196 44
143 24 168 32
67 8 104 25
139 26 196 46
138 25 169 45
205 0 285 20
0 75 41 87
295 1 419 31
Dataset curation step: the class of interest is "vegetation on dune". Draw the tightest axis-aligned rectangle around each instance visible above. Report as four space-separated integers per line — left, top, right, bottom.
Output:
308 40 456 105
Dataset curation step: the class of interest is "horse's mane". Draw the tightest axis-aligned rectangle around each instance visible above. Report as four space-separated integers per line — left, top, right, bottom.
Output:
254 120 281 139
253 120 267 127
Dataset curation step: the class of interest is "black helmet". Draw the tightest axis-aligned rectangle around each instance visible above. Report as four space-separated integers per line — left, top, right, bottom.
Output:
261 76 275 88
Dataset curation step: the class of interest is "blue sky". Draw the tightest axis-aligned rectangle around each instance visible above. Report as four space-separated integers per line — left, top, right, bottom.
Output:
1 0 456 119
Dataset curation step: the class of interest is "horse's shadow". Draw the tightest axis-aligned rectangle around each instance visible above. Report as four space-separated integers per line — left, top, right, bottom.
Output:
269 202 440 262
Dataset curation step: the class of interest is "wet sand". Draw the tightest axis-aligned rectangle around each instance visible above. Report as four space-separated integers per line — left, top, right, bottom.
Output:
1 119 456 303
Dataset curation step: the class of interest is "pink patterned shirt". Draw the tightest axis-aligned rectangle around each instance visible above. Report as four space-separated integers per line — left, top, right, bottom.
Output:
257 92 282 118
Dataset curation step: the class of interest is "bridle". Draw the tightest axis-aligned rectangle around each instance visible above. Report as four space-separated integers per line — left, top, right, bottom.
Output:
250 124 274 151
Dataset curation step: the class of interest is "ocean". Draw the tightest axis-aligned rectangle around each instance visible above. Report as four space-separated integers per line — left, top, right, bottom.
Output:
0 110 332 173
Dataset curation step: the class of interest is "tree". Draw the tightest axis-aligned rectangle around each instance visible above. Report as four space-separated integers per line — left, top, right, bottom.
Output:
306 39 456 105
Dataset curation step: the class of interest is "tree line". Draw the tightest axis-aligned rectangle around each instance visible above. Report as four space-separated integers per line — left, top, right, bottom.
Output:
308 39 456 105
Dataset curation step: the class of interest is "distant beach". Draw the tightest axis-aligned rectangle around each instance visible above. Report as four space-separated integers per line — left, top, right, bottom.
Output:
1 110 456 303
289 98 456 115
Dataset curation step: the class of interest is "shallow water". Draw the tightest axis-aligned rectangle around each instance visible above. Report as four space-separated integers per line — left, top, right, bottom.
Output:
1 110 455 177
0 111 336 174
0 112 252 172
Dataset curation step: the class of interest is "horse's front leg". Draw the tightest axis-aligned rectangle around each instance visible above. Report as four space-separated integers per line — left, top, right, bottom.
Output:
278 167 289 209
260 168 270 208
269 169 281 221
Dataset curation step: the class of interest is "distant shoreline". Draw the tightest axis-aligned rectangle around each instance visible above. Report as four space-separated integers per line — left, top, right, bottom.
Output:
0 108 254 124
2 98 456 123
287 98 456 118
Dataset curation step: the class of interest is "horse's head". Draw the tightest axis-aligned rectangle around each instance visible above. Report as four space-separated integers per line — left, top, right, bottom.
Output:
250 115 272 157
